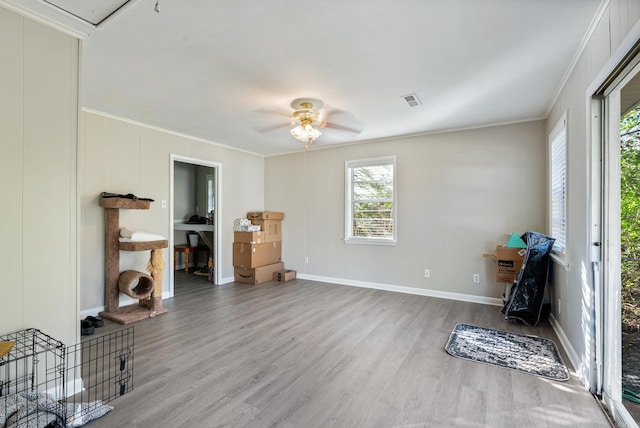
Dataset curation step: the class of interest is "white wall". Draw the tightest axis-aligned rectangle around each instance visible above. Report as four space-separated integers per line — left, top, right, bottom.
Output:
0 6 79 344
266 121 546 302
545 0 640 389
80 111 264 312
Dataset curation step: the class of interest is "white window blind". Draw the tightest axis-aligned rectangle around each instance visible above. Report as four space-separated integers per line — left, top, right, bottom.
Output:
345 156 397 244
550 115 567 256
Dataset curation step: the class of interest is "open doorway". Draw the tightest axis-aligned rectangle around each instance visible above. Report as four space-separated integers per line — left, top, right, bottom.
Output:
169 155 221 296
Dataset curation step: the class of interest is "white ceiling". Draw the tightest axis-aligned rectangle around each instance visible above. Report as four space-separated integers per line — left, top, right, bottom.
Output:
15 0 607 155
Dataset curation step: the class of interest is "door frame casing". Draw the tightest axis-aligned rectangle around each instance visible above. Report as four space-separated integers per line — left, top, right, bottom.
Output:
169 154 222 295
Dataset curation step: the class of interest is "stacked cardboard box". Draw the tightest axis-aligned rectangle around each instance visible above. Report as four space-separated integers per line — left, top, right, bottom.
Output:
233 212 285 284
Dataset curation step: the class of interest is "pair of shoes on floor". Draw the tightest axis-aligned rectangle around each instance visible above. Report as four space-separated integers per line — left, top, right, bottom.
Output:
81 315 104 336
81 320 94 336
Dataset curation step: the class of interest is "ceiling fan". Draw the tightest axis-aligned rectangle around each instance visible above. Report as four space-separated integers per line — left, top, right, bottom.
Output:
252 98 362 149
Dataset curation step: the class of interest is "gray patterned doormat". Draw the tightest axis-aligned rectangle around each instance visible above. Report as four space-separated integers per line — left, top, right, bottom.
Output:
445 323 570 381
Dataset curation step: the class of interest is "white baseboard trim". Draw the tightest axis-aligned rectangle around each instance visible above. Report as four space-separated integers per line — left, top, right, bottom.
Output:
81 291 172 318
548 313 589 386
46 377 84 400
220 276 235 285
296 273 503 306
85 275 500 313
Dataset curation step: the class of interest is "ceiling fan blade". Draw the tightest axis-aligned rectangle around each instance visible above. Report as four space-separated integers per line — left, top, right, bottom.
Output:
249 107 292 135
322 108 353 121
320 107 362 134
322 122 362 134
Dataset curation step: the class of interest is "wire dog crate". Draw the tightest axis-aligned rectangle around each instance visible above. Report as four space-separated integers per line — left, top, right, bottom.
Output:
0 327 133 427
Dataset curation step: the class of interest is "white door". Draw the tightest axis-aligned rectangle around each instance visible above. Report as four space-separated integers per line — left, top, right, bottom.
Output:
598 58 640 428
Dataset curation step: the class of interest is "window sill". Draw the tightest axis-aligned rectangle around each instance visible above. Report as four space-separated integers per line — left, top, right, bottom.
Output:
550 252 569 271
344 238 397 246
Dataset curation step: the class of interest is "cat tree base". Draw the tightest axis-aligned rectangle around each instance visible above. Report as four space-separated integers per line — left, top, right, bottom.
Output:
100 303 168 325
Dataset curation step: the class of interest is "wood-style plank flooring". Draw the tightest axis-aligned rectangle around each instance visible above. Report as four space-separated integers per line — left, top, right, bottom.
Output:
87 273 612 427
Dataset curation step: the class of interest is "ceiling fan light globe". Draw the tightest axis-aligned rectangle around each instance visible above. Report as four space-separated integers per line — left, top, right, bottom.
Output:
290 123 321 144
310 128 321 140
290 125 306 141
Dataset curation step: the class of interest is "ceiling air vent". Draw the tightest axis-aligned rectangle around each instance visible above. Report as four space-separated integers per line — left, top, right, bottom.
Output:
401 93 421 107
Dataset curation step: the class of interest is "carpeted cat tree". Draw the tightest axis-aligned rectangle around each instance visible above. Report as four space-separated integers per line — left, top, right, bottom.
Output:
98 194 168 324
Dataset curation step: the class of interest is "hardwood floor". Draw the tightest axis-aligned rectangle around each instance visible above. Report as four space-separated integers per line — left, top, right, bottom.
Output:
87 273 612 427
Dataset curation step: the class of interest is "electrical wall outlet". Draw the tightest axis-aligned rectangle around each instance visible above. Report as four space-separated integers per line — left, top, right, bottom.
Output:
473 273 480 283
424 269 430 278
305 256 309 264
161 200 167 208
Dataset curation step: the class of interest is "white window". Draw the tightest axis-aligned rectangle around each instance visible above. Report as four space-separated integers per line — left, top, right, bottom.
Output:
345 156 397 244
549 114 567 258
206 174 215 213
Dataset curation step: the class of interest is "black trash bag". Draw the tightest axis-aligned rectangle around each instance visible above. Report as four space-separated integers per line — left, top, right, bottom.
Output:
500 231 555 326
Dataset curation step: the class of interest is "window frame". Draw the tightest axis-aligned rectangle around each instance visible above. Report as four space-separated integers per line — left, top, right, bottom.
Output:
549 113 567 263
344 156 397 245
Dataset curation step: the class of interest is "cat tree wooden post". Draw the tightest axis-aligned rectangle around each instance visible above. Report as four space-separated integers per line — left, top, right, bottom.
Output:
104 207 121 313
147 249 165 312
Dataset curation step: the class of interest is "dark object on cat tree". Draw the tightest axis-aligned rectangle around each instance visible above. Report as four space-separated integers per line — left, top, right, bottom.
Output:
101 191 154 202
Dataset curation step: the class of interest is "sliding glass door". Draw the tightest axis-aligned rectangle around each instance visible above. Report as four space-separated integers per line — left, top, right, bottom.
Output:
599 58 640 428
